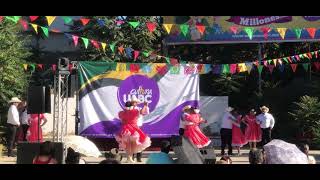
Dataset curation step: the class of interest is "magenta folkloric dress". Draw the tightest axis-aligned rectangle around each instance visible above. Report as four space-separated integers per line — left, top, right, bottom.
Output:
244 115 262 142
232 116 248 147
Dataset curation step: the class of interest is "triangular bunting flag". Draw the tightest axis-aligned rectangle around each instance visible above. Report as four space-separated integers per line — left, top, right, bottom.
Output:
180 24 189 37
278 65 285 73
313 62 320 71
268 65 275 74
229 26 238 34
290 64 298 72
110 43 116 53
134 51 140 60
97 19 105 27
267 60 272 64
295 55 300 61
118 45 124 54
291 56 296 62
41 26 49 37
128 21 140 28
315 51 318 59
146 22 156 33
37 64 43 70
212 65 221 74
142 51 151 57
303 53 309 59
80 18 90 26
29 16 39 22
278 59 283 65
116 20 125 26
129 64 140 73
46 16 56 26
6 16 21 23
293 28 302 39
170 58 179 66
31 24 38 34
287 57 292 63
196 24 206 35
62 16 73 24
273 59 277 66
244 27 254 40
30 64 35 73
230 64 237 74
72 35 79 47
282 57 289 63
277 28 287 39
163 24 173 34
0 16 3 23
307 52 312 59
263 60 268 67
23 64 28 71
237 63 247 73
19 19 28 31
90 40 100 49
81 37 89 49
302 63 309 72
260 27 271 40
165 57 170 63
101 42 106 51
125 48 133 58
222 64 230 74
306 28 316 38
52 64 57 74
257 65 263 74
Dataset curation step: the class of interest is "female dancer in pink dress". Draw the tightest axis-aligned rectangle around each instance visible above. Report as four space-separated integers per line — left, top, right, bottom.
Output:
115 102 151 163
27 114 47 142
184 107 211 148
243 109 261 149
231 111 247 156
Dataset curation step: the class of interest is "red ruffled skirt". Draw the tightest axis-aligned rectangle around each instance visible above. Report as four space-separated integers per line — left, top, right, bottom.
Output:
184 125 211 148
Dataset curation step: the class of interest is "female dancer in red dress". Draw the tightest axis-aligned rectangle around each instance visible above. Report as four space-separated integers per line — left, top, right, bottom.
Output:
27 114 48 142
231 111 247 156
115 102 151 163
243 109 261 149
184 107 211 148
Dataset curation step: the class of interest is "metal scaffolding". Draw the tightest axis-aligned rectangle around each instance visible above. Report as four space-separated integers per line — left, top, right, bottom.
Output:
52 70 70 142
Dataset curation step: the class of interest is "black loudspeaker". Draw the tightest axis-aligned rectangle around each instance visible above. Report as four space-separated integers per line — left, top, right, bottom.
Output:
200 147 216 164
171 136 204 164
27 86 51 114
17 142 64 164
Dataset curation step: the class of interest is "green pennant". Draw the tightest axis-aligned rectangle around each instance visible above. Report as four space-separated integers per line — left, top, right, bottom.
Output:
244 27 254 40
257 65 263 74
81 37 89 49
142 51 151 57
311 52 315 56
62 16 73 24
30 64 35 73
165 57 170 63
293 28 302 39
282 58 289 63
110 43 116 53
267 60 272 64
299 54 304 59
41 27 49 37
169 65 180 74
222 64 230 74
180 24 189 37
302 63 309 72
5 16 21 23
128 21 140 28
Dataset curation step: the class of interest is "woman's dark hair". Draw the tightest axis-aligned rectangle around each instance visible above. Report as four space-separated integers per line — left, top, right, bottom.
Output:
39 141 55 157
249 149 264 164
99 159 121 164
297 143 309 155
65 147 80 164
125 101 132 108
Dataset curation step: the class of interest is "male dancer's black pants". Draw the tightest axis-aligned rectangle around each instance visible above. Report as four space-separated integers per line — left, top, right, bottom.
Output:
21 124 29 141
7 123 18 156
220 128 232 155
261 128 272 146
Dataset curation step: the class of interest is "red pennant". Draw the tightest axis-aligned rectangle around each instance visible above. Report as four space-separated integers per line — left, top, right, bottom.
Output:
90 40 100 49
253 61 259 66
80 18 90 26
307 52 312 59
72 35 79 47
29 16 39 22
196 64 204 73
156 65 168 76
263 60 268 67
306 28 316 38
260 27 271 39
230 64 237 74
315 51 318 59
314 62 320 71
0 16 3 23
133 51 140 60
129 64 140 73
170 58 179 66
52 64 57 74
37 64 43 70
118 45 124 54
19 19 28 31
196 24 206 35
290 64 298 72
229 26 238 34
287 57 292 63
268 65 275 73
116 20 125 25
295 55 300 61
146 22 156 33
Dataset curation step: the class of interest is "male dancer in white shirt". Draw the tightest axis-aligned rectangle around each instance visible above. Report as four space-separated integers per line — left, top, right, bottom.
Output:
6 97 21 157
256 106 275 146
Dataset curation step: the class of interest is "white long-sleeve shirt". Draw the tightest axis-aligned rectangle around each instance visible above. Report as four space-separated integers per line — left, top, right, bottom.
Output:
220 112 236 129
20 109 29 125
256 112 275 129
7 105 20 126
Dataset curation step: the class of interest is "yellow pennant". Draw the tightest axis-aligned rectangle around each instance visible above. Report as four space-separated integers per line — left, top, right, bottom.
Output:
238 63 247 72
101 42 107 52
117 63 127 72
46 16 56 26
277 28 287 39
273 59 277 66
23 64 28 71
31 24 38 33
163 24 173 34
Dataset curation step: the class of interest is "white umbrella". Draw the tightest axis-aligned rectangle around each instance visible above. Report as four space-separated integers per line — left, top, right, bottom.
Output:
263 139 308 164
64 135 102 158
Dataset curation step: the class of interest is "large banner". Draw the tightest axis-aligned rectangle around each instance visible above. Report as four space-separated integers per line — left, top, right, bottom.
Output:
78 62 200 138
163 16 320 44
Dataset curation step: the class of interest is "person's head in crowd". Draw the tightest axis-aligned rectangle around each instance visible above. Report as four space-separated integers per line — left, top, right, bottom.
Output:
39 141 55 157
99 159 121 164
215 160 228 164
9 97 21 107
160 140 171 154
18 100 27 110
125 101 132 110
249 149 264 164
249 109 256 116
65 147 81 164
183 105 191 114
220 156 232 164
105 148 122 162
297 143 309 155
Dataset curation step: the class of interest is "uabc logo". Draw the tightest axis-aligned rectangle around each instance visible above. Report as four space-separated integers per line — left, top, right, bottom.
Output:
117 75 160 112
